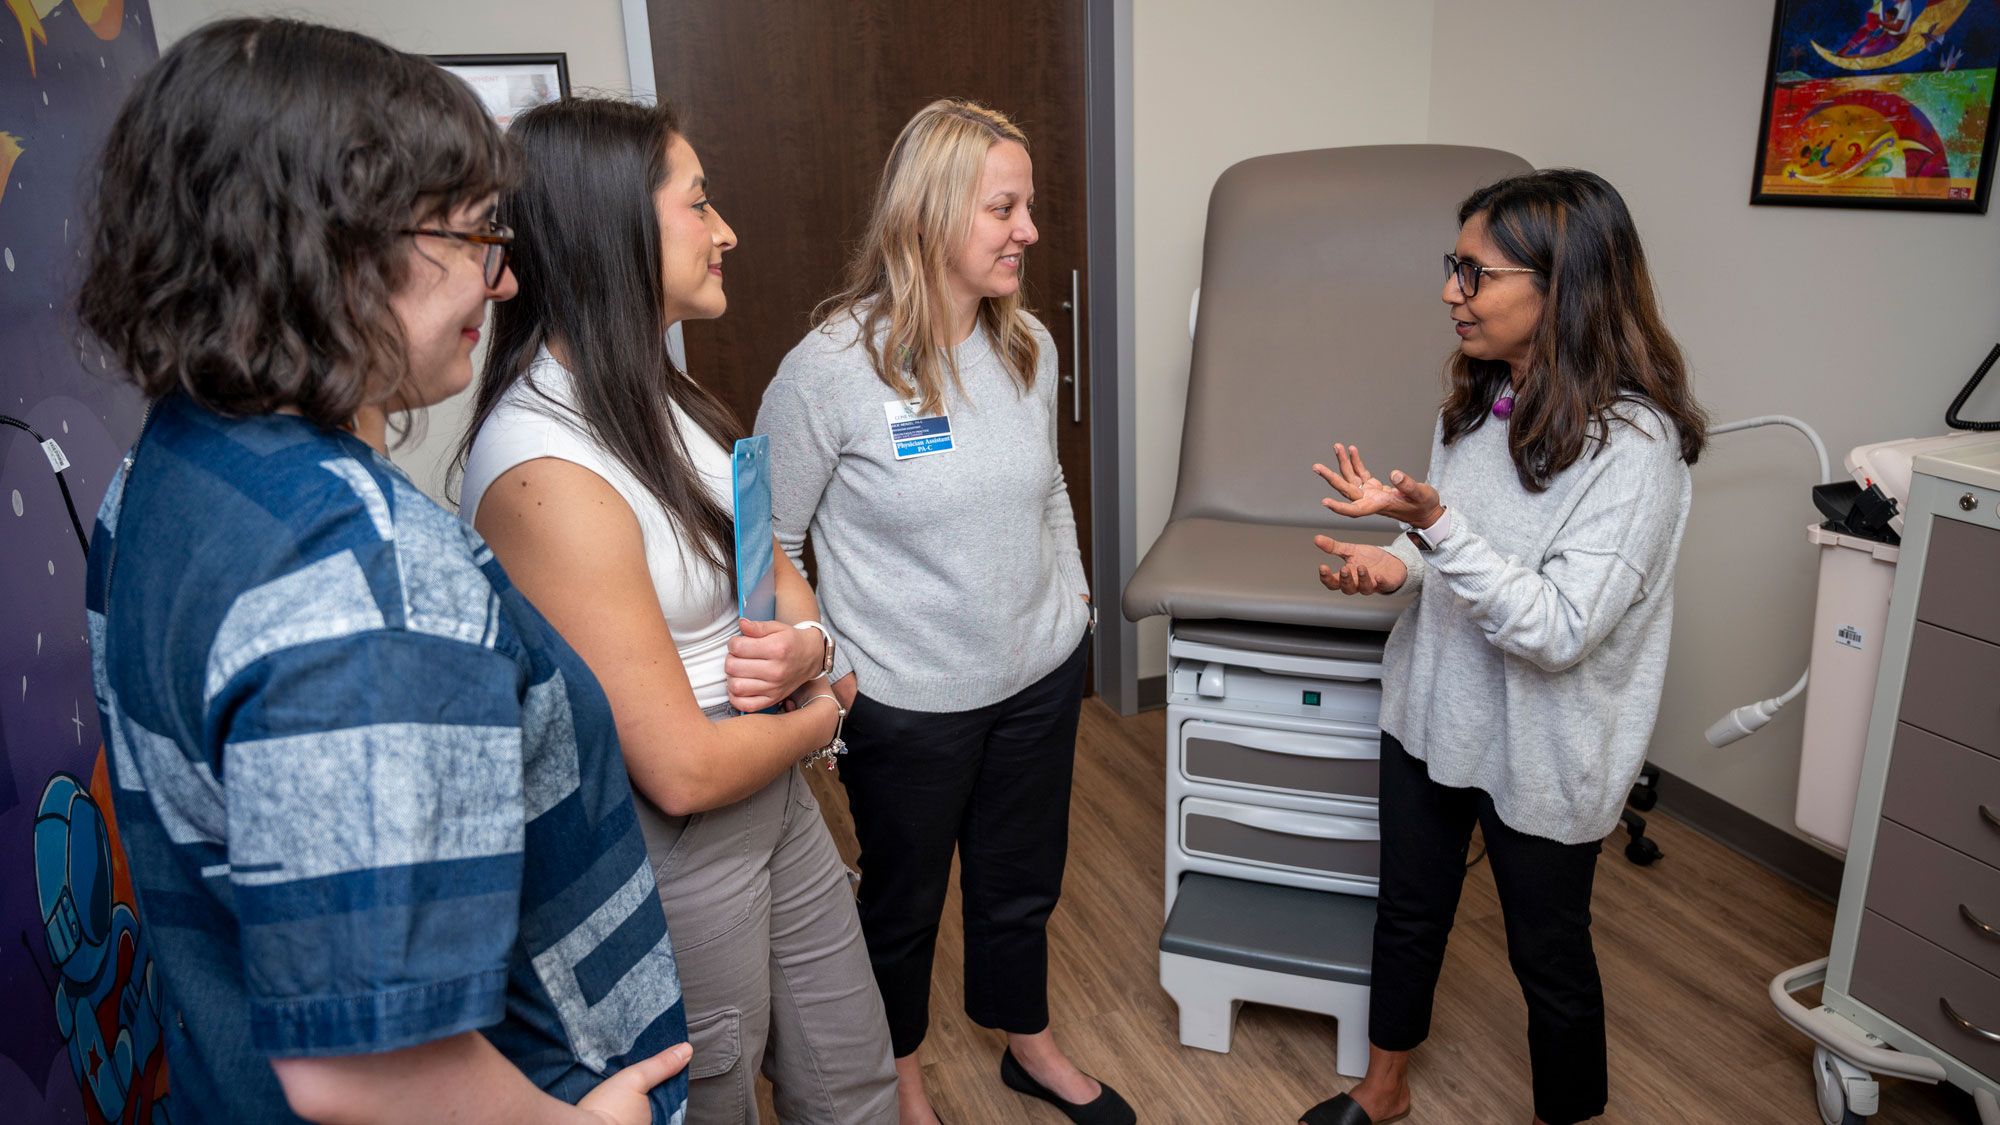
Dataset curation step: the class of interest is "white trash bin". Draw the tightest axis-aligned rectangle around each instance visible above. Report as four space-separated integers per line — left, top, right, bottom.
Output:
1794 523 1899 853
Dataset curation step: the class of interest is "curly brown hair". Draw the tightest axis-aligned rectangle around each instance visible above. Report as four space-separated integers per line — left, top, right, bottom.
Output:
78 18 512 430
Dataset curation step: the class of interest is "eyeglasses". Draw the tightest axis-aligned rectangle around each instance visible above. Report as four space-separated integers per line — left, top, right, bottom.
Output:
1443 252 1538 298
402 222 514 288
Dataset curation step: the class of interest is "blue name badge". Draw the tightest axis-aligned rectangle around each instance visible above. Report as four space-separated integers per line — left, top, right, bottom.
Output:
884 399 955 460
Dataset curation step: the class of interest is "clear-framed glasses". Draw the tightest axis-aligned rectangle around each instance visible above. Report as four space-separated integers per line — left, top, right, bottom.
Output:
1443 252 1538 298
402 221 514 288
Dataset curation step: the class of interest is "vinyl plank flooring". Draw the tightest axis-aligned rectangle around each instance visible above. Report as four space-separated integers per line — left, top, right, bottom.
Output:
747 699 1969 1123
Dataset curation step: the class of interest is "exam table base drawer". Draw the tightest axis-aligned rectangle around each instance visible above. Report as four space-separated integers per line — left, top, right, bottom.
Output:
1851 910 2000 1077
1181 722 1379 803
1179 797 1379 883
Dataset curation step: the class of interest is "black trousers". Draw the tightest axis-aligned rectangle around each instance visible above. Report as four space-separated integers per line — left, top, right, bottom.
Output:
1370 732 1608 1125
837 633 1089 1058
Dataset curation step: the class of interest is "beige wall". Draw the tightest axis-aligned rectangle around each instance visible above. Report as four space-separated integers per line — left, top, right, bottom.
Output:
1132 0 1437 674
150 0 633 503
1425 0 2000 836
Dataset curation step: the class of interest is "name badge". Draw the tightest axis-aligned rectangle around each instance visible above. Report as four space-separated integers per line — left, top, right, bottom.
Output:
884 399 955 460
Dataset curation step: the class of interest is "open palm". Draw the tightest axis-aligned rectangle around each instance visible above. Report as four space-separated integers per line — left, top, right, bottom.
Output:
1312 443 1440 526
1314 535 1407 595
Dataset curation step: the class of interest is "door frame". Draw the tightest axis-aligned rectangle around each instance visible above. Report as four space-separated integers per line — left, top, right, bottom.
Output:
621 0 1143 715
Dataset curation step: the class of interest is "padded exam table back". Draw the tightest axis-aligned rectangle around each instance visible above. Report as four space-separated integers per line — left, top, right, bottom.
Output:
1123 144 1533 632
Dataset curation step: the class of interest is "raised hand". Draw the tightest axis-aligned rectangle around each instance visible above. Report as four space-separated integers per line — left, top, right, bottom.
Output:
1314 535 1408 596
579 1043 693 1125
1313 443 1443 528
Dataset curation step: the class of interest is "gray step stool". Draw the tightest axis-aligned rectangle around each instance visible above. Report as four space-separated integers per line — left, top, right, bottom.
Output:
1159 872 1375 1077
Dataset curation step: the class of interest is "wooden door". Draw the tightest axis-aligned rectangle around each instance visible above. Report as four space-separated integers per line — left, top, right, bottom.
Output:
648 0 1095 646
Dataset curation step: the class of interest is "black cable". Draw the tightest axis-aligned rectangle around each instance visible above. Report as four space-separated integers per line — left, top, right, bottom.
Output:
0 413 90 558
1946 342 2000 432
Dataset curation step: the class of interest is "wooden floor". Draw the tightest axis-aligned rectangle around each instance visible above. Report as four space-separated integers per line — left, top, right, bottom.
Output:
757 700 1972 1124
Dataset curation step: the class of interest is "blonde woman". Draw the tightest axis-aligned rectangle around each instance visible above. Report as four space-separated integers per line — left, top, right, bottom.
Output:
757 100 1131 1125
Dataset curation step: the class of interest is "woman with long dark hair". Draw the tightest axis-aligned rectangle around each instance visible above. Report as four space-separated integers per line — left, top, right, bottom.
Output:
78 20 689 1123
457 97 898 1124
1299 169 1707 1125
757 99 1131 1125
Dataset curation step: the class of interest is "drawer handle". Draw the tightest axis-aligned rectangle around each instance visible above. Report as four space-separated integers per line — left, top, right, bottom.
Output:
1964 903 2000 940
1984 804 2000 832
1941 996 2000 1043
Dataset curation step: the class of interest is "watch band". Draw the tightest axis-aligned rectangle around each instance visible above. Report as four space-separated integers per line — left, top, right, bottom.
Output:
794 620 835 677
1404 507 1450 552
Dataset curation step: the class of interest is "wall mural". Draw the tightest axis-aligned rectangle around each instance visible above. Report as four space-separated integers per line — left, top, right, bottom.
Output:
0 2 163 1122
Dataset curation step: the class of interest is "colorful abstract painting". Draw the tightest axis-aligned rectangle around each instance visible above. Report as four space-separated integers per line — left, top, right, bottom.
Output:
1753 0 2000 211
0 2 165 1123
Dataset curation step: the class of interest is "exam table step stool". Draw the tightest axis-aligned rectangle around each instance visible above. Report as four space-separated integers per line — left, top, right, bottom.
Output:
1160 872 1374 1078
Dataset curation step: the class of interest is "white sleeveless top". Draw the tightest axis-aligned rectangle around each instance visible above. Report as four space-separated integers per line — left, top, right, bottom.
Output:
461 349 739 709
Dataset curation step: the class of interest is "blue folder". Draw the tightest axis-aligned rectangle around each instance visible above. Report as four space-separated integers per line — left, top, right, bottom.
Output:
732 436 777 622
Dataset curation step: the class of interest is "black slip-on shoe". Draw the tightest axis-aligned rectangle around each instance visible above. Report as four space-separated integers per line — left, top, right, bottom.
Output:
1298 1092 1409 1125
999 1048 1137 1124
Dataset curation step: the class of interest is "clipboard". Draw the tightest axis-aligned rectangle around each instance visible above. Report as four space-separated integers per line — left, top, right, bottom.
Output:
731 436 777 622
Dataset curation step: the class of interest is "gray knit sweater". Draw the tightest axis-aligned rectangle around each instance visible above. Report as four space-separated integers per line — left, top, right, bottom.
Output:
1379 400 1692 843
756 312 1090 713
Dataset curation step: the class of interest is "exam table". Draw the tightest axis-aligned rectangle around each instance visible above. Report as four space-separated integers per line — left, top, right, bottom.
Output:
1121 144 1533 1076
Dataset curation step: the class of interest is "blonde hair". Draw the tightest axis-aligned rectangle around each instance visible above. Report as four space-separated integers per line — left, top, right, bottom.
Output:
815 98 1040 413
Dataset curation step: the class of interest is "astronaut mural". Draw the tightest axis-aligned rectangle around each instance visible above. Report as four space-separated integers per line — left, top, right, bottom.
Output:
33 769 169 1122
0 2 163 1122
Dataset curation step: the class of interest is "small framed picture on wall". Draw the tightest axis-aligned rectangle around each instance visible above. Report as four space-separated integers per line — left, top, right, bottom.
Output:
433 52 570 128
1751 0 2000 212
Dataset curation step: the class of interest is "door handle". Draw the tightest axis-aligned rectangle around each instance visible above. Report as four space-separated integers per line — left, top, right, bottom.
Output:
1982 804 2000 832
1057 268 1082 423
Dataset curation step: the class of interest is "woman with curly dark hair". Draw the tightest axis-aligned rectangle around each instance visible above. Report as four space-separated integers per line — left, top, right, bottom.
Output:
1299 169 1707 1125
79 19 690 1123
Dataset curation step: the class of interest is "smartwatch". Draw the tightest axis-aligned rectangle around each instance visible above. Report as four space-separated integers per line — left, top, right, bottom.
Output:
1403 507 1451 553
794 620 836 677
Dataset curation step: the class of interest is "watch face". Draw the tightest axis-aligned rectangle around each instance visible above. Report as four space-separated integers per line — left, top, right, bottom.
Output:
1406 529 1433 553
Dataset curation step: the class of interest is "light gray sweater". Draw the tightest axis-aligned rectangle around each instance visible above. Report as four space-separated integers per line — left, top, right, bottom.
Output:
756 312 1090 713
1378 399 1692 844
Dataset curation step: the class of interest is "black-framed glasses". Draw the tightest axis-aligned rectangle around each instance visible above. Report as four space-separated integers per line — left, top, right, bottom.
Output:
402 222 514 287
1443 252 1538 298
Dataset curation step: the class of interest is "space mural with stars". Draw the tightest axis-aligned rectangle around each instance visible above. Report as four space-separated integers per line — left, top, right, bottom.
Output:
0 2 166 1122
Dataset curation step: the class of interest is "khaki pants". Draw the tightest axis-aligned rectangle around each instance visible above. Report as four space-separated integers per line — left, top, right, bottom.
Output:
638 765 897 1125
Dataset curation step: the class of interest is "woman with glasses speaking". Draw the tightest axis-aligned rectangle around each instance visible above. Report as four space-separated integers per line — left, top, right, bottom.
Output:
1297 170 1709 1125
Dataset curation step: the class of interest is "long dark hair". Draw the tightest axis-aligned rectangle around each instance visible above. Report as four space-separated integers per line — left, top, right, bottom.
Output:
1441 169 1707 491
459 98 741 588
79 18 510 429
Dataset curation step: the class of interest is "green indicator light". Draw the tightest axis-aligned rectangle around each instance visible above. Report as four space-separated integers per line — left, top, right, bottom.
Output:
1303 690 1322 706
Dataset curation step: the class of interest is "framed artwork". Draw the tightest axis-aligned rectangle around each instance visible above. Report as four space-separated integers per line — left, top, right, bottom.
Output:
1751 0 2000 212
432 52 570 128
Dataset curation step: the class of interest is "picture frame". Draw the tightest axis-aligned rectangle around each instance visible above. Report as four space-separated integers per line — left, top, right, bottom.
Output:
1750 0 2000 213
432 52 570 129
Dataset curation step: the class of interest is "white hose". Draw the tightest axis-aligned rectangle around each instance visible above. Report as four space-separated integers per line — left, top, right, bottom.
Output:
1707 413 1835 485
1703 414 1833 747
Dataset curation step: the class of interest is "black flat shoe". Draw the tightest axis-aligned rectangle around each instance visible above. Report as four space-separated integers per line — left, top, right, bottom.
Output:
999 1049 1136 1124
1297 1092 1408 1125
